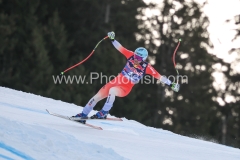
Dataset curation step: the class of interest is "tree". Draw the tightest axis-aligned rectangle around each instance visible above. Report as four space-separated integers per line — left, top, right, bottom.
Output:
214 13 240 147
0 0 71 99
135 0 221 142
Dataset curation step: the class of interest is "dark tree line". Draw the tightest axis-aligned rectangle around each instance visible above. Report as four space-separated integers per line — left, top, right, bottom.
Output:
0 0 239 148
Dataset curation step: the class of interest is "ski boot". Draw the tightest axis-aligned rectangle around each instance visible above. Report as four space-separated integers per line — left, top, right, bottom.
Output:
91 109 109 119
71 112 88 124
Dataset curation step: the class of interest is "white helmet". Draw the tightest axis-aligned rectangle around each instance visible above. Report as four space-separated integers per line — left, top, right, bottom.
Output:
134 47 148 61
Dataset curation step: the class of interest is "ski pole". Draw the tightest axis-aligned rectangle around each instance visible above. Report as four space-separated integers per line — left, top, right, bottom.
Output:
60 36 109 75
172 39 181 84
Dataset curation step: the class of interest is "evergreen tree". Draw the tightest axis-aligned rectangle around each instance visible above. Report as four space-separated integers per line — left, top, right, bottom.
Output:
0 0 71 99
215 14 240 147
135 0 220 141
0 1 19 88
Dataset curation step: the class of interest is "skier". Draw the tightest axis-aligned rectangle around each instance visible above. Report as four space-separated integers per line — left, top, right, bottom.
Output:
72 31 180 123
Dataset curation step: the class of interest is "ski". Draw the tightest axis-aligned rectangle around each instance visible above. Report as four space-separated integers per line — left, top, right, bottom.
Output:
46 109 103 130
46 109 123 121
69 116 123 121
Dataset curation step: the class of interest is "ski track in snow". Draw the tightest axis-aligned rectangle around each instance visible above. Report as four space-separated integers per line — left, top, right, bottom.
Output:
0 87 240 160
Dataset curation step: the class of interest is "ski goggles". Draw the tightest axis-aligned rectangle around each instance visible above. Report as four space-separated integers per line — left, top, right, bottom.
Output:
134 54 143 61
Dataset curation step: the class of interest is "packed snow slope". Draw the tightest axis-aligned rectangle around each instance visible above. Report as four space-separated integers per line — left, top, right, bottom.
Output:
0 87 240 160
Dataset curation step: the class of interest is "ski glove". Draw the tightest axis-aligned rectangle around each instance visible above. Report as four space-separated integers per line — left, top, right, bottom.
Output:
108 31 115 40
170 82 180 92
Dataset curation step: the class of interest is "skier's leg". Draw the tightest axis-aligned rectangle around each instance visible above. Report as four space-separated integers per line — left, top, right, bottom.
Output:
72 84 112 121
81 92 107 115
102 85 132 111
93 85 133 119
72 75 121 121
81 78 117 115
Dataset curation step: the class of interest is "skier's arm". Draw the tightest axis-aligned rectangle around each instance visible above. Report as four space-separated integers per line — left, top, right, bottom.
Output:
108 31 133 59
111 40 133 59
146 64 180 92
145 65 166 83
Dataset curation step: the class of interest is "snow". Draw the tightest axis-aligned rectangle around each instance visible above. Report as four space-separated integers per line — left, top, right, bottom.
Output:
0 87 239 160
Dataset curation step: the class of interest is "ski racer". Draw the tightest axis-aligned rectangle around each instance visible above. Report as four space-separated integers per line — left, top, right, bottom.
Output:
72 31 180 123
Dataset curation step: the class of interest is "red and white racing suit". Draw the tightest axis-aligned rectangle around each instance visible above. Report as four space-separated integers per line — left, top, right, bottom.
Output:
82 40 170 115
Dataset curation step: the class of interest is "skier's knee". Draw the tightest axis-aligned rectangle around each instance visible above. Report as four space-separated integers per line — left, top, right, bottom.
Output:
92 95 102 102
109 88 117 95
